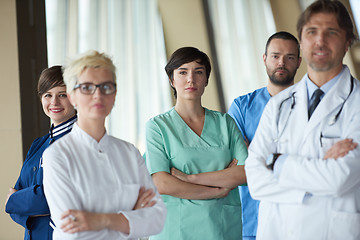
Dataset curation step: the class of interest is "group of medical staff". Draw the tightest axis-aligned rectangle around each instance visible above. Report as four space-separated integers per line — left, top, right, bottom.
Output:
5 0 360 240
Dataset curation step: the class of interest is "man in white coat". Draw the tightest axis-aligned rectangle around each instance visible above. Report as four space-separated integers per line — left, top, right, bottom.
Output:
245 1 360 239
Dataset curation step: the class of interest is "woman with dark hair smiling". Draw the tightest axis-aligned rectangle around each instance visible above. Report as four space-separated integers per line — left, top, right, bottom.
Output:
145 47 248 239
5 66 77 240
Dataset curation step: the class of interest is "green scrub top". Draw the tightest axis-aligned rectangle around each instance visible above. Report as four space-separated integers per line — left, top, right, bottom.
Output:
146 108 248 240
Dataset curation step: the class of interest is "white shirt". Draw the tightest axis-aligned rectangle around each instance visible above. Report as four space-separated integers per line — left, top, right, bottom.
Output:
43 123 166 240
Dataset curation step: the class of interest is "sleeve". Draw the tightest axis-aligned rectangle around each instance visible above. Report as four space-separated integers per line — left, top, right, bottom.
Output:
145 119 171 174
277 110 360 197
42 147 83 238
245 98 306 204
228 98 247 141
120 150 167 239
227 114 248 165
5 137 50 229
6 185 50 229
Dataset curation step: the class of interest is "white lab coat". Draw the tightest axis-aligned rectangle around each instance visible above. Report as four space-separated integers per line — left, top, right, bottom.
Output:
245 65 360 240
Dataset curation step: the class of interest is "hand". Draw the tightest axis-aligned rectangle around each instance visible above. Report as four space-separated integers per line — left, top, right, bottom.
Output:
324 138 357 160
227 159 238 168
133 187 156 210
216 187 231 198
60 210 104 234
171 168 189 182
5 188 17 206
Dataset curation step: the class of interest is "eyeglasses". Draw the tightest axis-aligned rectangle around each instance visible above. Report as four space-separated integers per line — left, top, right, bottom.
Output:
73 82 116 95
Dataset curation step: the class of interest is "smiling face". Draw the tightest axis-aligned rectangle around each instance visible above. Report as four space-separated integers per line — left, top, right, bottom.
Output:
41 85 75 126
300 12 349 74
264 38 301 86
171 60 208 101
69 67 116 124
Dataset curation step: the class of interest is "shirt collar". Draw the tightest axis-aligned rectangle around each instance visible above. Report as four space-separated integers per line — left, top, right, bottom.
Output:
49 115 77 139
306 65 344 103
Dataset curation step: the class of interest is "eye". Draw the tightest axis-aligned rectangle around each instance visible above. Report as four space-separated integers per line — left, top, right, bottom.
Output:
43 93 52 98
179 71 187 75
195 70 204 74
59 94 68 98
80 83 95 92
288 56 295 60
272 55 279 59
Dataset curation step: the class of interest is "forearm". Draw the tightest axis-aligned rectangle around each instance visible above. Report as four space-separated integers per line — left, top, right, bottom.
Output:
187 165 246 189
100 213 130 234
152 172 229 200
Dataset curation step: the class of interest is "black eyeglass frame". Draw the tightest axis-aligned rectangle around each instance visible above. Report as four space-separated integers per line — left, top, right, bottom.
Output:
73 82 117 95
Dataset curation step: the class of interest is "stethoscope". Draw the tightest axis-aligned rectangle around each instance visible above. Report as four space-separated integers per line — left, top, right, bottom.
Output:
276 75 355 142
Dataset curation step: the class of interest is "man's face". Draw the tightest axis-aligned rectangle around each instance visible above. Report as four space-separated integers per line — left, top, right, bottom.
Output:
300 12 349 73
264 38 301 86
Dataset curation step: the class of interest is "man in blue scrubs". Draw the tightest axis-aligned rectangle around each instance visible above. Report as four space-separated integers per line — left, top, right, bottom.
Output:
228 31 301 240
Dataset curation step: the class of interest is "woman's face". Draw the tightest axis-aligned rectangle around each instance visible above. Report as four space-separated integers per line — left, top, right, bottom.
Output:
69 67 116 123
172 60 208 101
41 85 75 126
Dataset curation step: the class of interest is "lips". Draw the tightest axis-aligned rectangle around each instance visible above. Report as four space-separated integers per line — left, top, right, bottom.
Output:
50 108 64 113
185 87 197 91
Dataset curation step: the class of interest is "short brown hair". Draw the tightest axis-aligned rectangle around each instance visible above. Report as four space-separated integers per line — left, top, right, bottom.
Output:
297 0 357 46
37 66 65 98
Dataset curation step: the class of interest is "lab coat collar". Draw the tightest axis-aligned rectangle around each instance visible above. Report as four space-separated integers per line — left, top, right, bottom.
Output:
302 65 353 143
71 123 110 152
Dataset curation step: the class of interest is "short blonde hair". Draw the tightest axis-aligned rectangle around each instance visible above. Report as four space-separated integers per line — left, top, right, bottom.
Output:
63 50 117 94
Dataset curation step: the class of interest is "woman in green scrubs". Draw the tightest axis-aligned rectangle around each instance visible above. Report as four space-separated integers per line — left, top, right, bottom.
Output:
145 47 248 240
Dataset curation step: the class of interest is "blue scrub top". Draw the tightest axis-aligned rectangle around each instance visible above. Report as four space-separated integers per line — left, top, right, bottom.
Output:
228 87 270 237
5 115 77 240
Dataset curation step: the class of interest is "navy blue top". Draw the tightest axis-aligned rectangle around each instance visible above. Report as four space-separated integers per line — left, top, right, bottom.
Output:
5 115 77 240
228 87 270 237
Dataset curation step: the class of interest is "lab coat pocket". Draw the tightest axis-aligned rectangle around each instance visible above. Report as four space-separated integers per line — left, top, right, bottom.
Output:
320 136 341 157
328 210 360 240
118 183 140 211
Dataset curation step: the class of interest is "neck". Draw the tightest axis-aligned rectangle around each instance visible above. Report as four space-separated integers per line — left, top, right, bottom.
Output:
307 64 343 87
267 81 293 97
77 117 106 142
174 99 204 120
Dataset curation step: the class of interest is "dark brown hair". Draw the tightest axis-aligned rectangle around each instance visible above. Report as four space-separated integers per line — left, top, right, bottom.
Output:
265 31 300 58
297 0 357 46
37 66 65 98
165 47 211 98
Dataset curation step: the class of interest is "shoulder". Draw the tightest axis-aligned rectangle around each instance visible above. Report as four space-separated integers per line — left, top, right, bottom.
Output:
25 134 50 160
146 108 175 129
205 109 237 127
231 87 269 108
43 132 74 156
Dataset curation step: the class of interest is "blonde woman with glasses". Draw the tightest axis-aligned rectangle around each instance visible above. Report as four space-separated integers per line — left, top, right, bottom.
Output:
43 51 166 240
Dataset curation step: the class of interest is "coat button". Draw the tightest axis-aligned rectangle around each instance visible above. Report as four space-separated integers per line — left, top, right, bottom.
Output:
33 166 37 171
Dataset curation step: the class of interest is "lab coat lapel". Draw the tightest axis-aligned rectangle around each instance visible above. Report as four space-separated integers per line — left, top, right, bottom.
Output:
301 68 351 143
289 79 309 145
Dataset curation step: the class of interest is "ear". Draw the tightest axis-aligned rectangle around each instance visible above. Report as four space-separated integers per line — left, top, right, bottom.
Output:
169 78 174 88
297 56 302 68
344 40 350 53
263 54 267 65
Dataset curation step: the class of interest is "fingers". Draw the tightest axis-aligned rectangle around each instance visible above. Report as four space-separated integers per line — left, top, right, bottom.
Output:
227 159 238 168
324 139 358 160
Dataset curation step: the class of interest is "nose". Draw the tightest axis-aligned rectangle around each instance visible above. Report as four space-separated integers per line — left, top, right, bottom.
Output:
187 72 194 83
315 32 326 47
93 87 103 98
277 56 285 67
51 96 59 105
